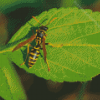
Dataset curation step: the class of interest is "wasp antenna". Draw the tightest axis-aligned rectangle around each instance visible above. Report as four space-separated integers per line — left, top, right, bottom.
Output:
32 16 43 26
46 17 57 26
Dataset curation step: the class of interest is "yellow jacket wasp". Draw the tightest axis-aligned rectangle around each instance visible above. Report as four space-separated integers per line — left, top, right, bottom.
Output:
12 16 57 71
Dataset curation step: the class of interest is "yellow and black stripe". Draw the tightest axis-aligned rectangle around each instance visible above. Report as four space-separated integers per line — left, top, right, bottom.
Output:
36 37 42 45
28 45 40 68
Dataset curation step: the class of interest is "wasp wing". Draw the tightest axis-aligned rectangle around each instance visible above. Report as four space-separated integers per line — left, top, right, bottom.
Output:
42 36 50 71
42 37 47 62
12 34 36 52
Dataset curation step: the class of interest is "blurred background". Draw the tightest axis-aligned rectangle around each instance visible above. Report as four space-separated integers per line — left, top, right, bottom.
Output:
0 0 100 100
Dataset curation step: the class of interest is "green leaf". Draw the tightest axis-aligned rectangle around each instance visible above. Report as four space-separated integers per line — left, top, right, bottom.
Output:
2 7 100 82
0 54 27 100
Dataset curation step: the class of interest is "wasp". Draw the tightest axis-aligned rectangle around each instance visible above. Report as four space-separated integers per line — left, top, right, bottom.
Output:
12 16 57 71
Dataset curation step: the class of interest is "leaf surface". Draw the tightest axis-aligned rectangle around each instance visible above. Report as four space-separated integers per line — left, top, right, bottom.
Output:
3 7 100 82
0 54 27 100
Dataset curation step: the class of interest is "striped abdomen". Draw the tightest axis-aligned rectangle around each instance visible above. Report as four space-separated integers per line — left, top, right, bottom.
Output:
28 46 40 68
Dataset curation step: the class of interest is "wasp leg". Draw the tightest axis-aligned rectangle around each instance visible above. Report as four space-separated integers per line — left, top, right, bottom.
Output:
45 34 47 37
20 44 31 66
46 59 50 72
42 38 50 71
28 44 33 47
44 43 63 72
45 43 63 47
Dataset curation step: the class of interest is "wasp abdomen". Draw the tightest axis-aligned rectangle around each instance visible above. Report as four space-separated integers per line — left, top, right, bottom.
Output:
28 46 40 68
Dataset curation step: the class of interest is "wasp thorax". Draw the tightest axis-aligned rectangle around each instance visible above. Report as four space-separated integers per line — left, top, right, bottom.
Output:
37 31 45 38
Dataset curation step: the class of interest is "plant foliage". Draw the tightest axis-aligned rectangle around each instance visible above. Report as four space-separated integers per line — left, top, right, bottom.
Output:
1 7 100 82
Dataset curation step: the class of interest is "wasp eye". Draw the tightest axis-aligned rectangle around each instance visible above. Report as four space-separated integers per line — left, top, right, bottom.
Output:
44 27 48 31
40 26 48 31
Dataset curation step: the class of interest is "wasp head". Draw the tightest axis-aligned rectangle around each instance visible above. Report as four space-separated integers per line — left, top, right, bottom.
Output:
39 26 48 31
